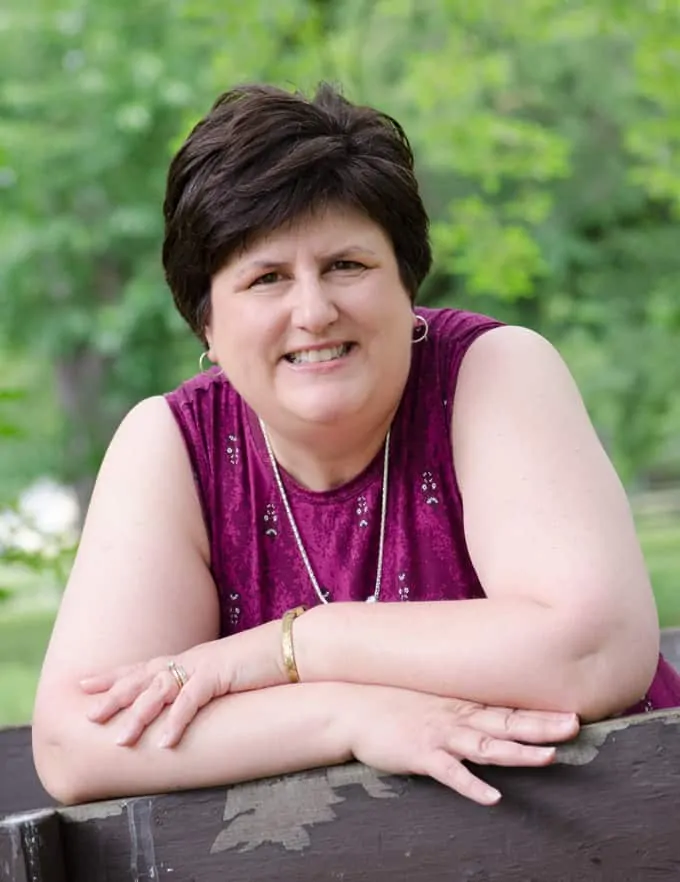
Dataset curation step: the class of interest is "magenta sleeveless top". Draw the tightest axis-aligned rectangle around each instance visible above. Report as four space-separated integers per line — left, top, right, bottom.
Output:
166 307 680 714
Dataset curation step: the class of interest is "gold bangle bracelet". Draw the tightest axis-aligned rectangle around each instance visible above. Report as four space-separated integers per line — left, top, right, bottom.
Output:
281 605 307 683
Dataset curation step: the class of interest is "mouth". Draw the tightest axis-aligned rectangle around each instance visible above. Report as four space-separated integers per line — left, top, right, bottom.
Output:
283 342 356 365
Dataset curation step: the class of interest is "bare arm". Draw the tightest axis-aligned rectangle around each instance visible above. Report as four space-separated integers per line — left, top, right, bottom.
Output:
34 677 357 805
31 396 224 797
292 327 659 720
36 672 581 808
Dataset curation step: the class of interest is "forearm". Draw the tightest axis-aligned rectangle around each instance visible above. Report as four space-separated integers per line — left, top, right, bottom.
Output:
293 598 649 720
33 680 357 806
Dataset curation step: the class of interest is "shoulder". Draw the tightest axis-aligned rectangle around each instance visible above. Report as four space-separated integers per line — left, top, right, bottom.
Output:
409 308 505 419
89 395 211 560
98 394 200 494
165 367 233 413
452 325 594 473
108 394 184 453
165 368 241 449
456 324 579 404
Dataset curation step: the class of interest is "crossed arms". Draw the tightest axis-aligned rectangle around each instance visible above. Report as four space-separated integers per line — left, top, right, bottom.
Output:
32 328 658 806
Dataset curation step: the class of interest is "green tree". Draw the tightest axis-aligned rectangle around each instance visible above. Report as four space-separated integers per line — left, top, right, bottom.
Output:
2 0 680 509
271 0 680 481
0 0 215 511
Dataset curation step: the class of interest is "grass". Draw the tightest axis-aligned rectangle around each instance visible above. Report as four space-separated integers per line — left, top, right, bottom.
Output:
0 514 678 729
637 514 680 628
0 606 54 727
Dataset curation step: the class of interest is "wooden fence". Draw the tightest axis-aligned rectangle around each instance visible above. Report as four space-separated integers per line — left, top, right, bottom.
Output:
1 630 679 881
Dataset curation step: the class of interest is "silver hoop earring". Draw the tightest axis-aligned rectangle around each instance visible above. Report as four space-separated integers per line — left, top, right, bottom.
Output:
412 314 429 344
199 351 212 372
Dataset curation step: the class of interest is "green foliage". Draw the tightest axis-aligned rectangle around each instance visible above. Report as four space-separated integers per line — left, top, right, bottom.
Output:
1 0 679 500
198 0 680 479
0 608 55 726
0 0 211 496
638 516 680 629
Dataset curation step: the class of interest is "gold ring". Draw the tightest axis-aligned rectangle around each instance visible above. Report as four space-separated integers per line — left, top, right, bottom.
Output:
168 660 188 691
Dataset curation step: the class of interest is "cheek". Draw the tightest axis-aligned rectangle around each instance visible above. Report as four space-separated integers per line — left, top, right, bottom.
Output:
212 307 281 370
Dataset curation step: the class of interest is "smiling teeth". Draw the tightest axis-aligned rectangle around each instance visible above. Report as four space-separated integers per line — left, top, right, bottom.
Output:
287 344 350 364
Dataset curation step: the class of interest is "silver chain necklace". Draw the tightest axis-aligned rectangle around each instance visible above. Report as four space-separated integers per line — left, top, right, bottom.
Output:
259 417 390 604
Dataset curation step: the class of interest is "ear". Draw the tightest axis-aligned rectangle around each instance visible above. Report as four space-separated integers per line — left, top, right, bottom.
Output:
199 291 216 359
203 323 216 362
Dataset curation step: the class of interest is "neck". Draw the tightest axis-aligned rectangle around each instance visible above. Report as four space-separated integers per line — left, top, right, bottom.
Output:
259 412 394 492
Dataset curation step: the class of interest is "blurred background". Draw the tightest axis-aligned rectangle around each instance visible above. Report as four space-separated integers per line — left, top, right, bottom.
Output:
1 0 679 726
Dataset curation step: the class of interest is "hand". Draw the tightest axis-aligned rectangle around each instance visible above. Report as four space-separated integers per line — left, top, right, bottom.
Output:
346 687 579 806
80 621 285 748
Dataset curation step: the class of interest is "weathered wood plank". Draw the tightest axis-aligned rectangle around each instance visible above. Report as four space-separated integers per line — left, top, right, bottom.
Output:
0 809 65 882
2 636 680 879
50 710 680 882
0 729 54 820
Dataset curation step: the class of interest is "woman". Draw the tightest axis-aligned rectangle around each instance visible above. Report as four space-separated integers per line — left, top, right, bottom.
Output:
32 83 680 808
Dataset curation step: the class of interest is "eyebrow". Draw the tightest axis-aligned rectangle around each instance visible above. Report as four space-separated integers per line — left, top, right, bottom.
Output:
234 245 378 279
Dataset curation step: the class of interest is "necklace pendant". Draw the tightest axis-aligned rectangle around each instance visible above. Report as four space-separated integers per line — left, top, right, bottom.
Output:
320 588 331 603
365 595 377 603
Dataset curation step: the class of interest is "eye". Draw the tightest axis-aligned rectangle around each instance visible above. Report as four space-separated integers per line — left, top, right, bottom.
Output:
330 260 365 272
250 271 282 287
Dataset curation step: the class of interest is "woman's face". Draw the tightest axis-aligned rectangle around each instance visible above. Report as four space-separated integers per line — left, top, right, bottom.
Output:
205 205 415 436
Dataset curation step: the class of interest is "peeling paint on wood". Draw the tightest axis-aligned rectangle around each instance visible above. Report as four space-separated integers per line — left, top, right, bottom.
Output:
126 799 158 881
556 707 680 765
211 765 399 855
61 800 125 823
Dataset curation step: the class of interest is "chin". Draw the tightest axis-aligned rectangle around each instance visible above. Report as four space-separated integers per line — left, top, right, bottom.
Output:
286 397 364 428
295 407 358 427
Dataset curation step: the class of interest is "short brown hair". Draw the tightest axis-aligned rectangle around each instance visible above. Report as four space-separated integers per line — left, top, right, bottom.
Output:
162 83 432 339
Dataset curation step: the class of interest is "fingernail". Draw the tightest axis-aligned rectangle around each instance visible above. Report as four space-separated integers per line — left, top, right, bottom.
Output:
486 788 502 804
158 733 171 749
116 730 131 746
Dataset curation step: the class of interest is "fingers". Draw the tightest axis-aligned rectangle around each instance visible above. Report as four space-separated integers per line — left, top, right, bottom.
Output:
421 725 558 806
464 706 579 744
424 750 501 806
80 665 137 694
158 685 207 749
83 655 219 748
116 675 177 746
86 668 156 723
114 672 215 749
449 725 557 767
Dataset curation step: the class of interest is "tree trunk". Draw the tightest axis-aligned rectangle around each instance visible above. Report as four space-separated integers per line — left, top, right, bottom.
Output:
54 348 114 521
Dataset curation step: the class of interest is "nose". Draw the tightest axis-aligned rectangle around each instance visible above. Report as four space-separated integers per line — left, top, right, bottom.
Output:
290 274 339 334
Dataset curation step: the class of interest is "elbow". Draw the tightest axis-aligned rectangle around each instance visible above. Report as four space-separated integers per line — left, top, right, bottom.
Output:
566 619 660 723
32 690 106 806
32 724 87 806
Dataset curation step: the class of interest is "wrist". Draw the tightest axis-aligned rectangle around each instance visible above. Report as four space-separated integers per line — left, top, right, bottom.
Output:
292 602 340 682
280 605 307 683
325 682 373 761
228 620 289 693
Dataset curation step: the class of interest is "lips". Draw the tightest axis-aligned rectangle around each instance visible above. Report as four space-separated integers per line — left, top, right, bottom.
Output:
284 342 355 365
